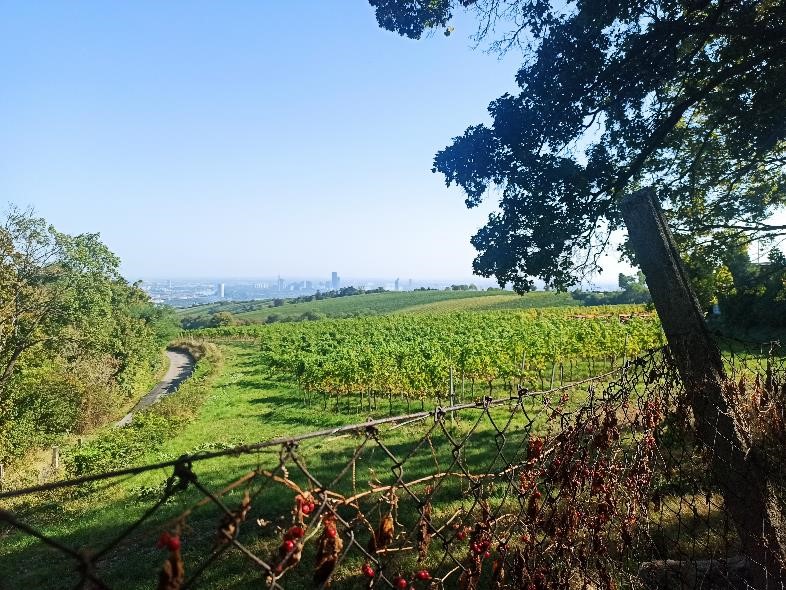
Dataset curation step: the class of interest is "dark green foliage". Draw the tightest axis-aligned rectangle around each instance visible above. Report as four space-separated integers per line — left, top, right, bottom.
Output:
370 0 786 292
718 249 786 328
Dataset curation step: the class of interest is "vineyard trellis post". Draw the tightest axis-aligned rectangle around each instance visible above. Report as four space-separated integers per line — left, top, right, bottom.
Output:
621 188 786 589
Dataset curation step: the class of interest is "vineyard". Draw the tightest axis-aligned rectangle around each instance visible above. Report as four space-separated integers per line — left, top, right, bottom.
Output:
194 307 663 408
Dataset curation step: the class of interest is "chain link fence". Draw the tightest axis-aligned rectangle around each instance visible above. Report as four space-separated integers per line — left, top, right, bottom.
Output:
1 341 784 589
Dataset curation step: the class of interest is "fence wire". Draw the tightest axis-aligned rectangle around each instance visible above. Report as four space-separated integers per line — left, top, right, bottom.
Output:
1 340 785 590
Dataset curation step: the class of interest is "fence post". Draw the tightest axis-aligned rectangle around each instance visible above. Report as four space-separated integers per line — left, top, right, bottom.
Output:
51 446 60 470
621 187 786 588
0 463 4 489
449 367 455 425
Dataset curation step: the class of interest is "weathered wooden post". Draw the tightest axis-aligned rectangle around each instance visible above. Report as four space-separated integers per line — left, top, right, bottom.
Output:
621 188 786 589
51 446 60 469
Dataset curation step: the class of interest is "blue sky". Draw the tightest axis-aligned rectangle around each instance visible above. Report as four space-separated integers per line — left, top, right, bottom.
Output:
0 1 629 284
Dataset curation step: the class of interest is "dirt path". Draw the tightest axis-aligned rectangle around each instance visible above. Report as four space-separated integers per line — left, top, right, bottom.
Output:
117 349 195 426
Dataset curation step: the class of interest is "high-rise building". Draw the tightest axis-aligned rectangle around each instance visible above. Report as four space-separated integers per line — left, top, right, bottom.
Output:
218 283 225 298
331 271 340 290
394 278 400 291
277 275 285 291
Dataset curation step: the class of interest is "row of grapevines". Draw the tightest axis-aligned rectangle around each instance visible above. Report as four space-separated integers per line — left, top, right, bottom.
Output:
194 307 663 398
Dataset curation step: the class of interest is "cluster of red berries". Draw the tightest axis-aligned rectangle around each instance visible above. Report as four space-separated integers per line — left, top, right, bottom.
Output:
280 525 305 554
361 563 375 578
156 531 181 552
415 570 432 581
296 495 316 515
470 538 492 559
322 516 337 539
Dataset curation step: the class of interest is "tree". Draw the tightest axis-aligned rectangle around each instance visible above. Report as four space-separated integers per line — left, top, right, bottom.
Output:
368 0 786 291
0 207 171 460
0 208 120 388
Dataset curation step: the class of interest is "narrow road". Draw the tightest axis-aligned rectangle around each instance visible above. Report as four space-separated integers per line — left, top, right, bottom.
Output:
117 349 195 426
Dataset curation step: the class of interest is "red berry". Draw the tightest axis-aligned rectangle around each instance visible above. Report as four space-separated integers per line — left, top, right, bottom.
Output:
484 550 491 559
325 527 337 538
456 530 466 541
282 540 295 552
167 536 181 552
416 570 431 580
301 503 313 515
361 563 375 578
395 577 408 589
288 526 305 538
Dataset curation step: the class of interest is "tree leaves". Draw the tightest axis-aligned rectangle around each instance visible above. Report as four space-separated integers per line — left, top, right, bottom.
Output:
370 0 786 291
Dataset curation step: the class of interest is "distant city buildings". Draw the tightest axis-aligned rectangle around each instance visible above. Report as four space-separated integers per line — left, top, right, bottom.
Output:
140 275 501 308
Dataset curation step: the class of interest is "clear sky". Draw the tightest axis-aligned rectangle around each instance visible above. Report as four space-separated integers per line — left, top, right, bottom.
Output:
0 1 630 284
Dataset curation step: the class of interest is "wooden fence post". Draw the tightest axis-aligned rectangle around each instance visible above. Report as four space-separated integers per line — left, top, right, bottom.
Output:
621 188 786 589
51 446 60 470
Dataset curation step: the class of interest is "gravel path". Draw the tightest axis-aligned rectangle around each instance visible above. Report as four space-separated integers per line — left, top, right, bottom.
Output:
117 349 195 426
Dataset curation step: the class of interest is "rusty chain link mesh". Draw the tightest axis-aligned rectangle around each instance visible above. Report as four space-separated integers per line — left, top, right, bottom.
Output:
1 340 784 589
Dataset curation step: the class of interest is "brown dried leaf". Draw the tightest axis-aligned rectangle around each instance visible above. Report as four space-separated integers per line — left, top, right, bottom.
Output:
157 549 185 590
491 557 506 589
458 552 482 590
417 487 433 561
216 490 252 546
313 521 343 587
367 513 394 554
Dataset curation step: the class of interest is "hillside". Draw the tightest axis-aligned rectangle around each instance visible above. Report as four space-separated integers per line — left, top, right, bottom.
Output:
178 289 587 327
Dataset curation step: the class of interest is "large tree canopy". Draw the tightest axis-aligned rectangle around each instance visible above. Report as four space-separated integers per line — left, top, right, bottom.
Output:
369 0 786 291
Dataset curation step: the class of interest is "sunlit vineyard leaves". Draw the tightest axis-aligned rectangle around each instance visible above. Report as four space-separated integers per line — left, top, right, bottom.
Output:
194 306 663 400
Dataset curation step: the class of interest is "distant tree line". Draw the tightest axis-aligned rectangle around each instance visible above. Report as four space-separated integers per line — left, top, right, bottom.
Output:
572 273 652 306
181 286 389 329
0 208 179 463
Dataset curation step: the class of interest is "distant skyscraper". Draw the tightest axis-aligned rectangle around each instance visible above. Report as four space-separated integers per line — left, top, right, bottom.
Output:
277 275 285 291
395 278 400 291
218 283 225 298
331 271 340 290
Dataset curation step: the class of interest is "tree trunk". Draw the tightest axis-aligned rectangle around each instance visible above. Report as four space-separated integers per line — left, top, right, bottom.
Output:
621 188 786 589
